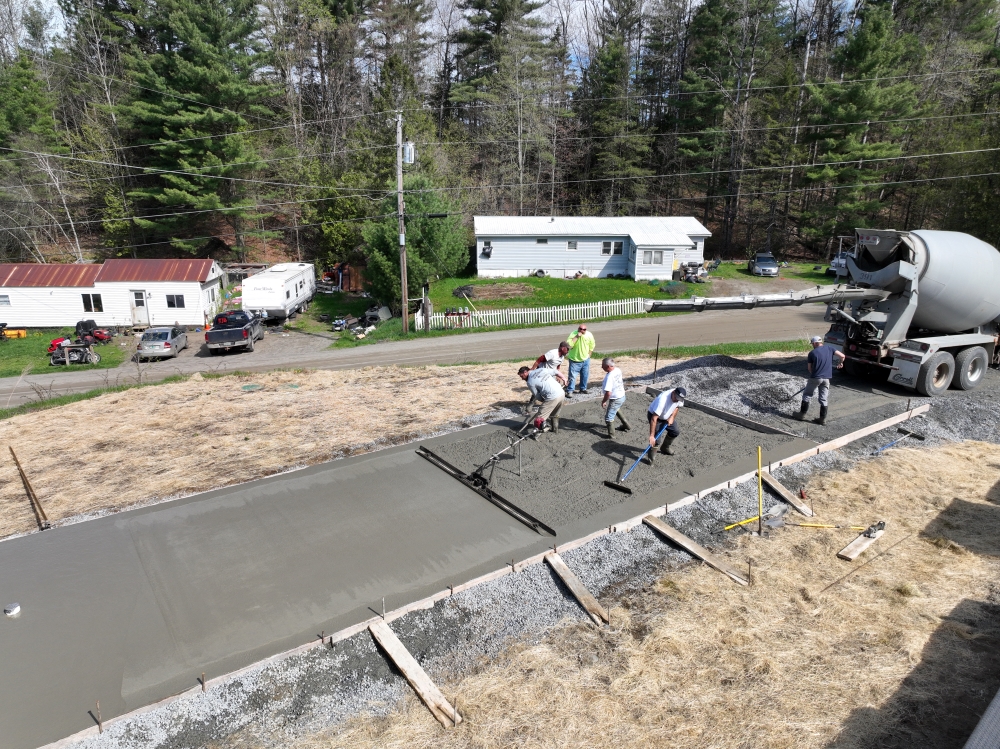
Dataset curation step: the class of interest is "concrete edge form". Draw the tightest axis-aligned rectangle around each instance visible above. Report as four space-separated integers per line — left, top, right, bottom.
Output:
37 403 931 749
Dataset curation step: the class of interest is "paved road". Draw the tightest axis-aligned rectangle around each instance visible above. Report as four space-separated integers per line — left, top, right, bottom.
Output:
0 306 826 408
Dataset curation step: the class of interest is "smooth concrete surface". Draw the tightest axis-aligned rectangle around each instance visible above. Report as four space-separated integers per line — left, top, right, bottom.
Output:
0 434 549 749
0 306 826 407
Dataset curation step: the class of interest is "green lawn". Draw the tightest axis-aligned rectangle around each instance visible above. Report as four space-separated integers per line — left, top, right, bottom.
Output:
283 292 373 336
0 328 130 379
429 275 703 311
709 260 835 285
428 262 834 312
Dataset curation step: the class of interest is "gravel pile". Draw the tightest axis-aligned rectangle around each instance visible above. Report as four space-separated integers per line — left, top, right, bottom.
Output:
68 358 1000 749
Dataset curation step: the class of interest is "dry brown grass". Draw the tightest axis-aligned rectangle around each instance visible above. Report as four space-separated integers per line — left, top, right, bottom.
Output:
288 441 1000 749
0 355 678 540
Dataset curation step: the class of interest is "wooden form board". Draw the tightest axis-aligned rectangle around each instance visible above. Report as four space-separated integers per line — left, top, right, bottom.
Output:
645 387 799 438
643 515 749 586
545 552 609 625
760 471 814 517
40 404 929 749
368 619 462 728
837 529 885 561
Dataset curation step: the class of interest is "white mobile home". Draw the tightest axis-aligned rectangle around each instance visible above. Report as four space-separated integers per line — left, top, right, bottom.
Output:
474 216 711 281
0 258 224 328
241 262 316 321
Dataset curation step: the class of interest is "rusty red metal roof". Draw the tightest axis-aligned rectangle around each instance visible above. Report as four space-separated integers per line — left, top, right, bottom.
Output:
0 263 101 287
95 259 216 283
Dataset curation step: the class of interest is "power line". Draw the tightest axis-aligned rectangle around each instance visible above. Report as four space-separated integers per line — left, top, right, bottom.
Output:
414 110 1000 148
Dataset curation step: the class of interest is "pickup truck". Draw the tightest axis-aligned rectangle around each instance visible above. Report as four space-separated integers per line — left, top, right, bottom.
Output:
205 311 264 355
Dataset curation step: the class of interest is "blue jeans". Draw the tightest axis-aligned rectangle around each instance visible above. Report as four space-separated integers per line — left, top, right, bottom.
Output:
567 359 590 392
605 395 626 422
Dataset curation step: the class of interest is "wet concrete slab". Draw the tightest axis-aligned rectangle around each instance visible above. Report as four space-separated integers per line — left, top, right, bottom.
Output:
0 359 917 749
0 438 549 749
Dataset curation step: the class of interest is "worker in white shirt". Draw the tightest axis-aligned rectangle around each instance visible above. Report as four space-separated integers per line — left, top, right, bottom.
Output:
519 365 566 434
600 358 631 439
530 341 570 374
647 386 686 462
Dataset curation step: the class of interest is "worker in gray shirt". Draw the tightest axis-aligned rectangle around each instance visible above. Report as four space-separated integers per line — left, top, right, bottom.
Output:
796 335 845 425
519 365 566 434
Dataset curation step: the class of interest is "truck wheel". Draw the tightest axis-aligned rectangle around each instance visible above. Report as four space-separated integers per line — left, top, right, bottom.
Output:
916 351 955 396
953 346 988 390
246 336 255 352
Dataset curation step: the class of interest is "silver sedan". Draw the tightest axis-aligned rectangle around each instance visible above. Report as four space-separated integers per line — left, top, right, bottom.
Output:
137 326 188 360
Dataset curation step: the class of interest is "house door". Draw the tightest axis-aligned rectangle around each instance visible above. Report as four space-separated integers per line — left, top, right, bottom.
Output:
131 290 149 326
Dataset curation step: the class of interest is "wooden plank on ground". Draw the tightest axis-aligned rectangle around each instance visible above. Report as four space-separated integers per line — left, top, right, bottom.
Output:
368 619 462 728
642 515 749 586
760 471 814 517
545 552 609 625
645 387 798 437
837 529 885 561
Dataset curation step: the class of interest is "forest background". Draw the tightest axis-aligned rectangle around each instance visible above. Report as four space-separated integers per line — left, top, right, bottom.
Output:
2 0 1000 302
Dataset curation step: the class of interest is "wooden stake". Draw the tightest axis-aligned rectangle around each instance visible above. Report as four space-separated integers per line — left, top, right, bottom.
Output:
9 446 50 530
96 701 102 734
757 447 763 536
201 673 206 692
653 334 660 377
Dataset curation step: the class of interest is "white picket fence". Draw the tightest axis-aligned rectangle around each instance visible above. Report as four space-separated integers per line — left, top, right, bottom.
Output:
413 297 649 331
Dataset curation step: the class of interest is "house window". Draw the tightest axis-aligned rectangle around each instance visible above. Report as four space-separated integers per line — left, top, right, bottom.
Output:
166 294 185 308
82 293 104 312
481 240 493 258
536 238 548 244
613 241 623 255
0 294 9 306
602 241 611 255
567 240 578 251
642 251 664 265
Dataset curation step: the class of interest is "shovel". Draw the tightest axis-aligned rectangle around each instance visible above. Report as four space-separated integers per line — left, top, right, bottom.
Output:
604 422 671 494
873 427 926 455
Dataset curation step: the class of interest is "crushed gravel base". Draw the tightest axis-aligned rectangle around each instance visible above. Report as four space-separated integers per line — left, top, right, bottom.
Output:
64 358 1000 749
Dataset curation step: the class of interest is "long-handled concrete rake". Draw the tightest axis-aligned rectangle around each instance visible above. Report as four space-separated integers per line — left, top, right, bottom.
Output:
604 422 671 495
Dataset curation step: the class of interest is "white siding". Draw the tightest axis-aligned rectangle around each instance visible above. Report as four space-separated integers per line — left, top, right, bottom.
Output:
632 250 676 280
0 287 99 328
477 235 631 278
93 280 222 327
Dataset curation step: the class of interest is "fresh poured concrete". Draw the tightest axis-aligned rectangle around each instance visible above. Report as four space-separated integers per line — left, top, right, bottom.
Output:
0 359 914 749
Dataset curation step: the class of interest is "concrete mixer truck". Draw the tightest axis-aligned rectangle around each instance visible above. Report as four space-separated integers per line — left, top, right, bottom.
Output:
645 229 1000 396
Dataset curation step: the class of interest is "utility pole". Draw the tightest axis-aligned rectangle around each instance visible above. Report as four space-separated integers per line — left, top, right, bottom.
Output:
397 113 409 334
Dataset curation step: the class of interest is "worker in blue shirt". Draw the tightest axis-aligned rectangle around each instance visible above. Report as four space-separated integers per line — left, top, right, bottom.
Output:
796 336 845 425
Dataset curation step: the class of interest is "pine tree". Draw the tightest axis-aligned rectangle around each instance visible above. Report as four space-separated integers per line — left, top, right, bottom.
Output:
361 174 467 309
800 4 917 248
121 0 275 255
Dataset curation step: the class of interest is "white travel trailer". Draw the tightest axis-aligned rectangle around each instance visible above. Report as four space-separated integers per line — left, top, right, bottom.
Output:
241 263 316 321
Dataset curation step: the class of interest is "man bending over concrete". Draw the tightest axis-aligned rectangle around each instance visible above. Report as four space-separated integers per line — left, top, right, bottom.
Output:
647 386 686 462
519 365 566 434
600 358 631 439
530 341 570 376
796 335 845 425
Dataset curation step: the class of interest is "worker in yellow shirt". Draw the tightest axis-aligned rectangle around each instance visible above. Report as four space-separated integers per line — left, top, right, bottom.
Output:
565 323 596 397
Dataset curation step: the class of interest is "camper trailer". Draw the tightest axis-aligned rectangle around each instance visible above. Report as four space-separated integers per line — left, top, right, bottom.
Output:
241 263 316 321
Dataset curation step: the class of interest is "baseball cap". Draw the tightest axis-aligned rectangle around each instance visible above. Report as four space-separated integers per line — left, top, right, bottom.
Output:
810 335 823 343
674 386 687 399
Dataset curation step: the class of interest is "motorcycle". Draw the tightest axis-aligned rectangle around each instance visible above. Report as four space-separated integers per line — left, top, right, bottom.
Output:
49 346 102 366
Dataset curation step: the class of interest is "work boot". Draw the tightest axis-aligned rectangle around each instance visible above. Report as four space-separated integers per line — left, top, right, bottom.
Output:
647 449 656 465
616 413 632 432
579 388 589 395
795 402 809 421
605 421 615 439
814 406 828 426
660 435 677 456
551 417 560 433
